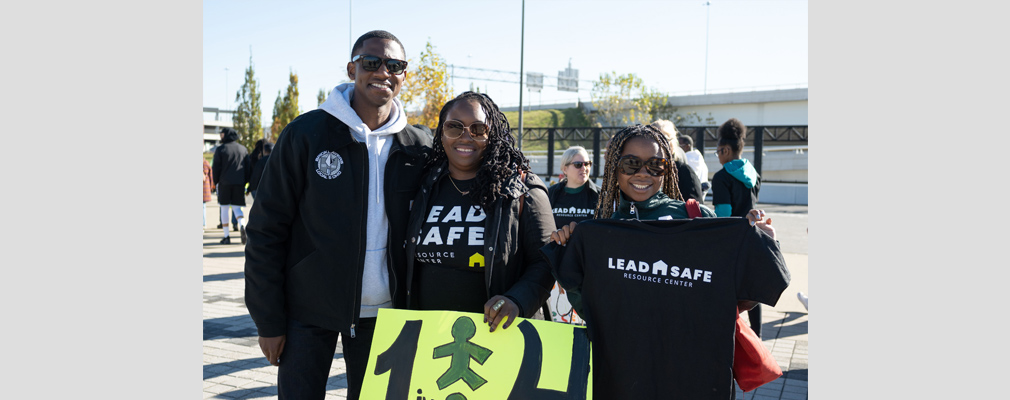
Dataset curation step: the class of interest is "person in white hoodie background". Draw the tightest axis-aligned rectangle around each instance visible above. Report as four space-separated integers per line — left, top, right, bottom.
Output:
244 30 432 400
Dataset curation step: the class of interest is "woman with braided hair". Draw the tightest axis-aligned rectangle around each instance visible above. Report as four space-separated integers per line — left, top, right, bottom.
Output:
547 124 775 307
541 124 786 399
403 91 557 332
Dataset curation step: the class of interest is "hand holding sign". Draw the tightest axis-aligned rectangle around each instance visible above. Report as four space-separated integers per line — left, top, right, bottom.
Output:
483 295 518 332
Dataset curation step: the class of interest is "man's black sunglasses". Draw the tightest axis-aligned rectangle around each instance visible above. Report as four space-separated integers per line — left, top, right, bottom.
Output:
617 155 668 177
351 54 408 75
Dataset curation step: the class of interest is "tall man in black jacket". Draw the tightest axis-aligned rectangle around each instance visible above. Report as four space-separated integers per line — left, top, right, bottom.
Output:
244 30 432 400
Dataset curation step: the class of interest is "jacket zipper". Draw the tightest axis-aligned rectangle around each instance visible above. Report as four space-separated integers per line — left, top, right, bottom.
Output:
485 207 497 297
351 144 368 338
384 147 401 306
630 203 639 219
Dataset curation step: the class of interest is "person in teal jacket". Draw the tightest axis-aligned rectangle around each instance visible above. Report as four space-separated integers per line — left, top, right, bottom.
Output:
710 117 766 336
711 118 760 218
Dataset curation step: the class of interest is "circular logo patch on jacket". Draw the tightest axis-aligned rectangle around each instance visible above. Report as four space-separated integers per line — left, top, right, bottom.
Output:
315 151 343 179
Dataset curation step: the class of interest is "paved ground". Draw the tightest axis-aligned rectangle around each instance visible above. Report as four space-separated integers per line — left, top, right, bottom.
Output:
203 198 808 399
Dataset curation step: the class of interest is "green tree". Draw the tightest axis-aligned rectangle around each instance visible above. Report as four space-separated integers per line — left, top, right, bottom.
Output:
590 72 712 128
270 69 300 141
400 39 453 129
641 87 675 122
317 88 327 107
234 54 263 152
590 72 653 127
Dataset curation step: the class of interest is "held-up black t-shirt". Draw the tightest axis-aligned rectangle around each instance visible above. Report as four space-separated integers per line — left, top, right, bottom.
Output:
549 183 598 228
414 178 488 314
553 218 789 400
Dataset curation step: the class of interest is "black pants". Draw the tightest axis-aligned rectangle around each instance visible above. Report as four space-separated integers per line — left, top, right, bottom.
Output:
277 318 376 400
748 304 762 337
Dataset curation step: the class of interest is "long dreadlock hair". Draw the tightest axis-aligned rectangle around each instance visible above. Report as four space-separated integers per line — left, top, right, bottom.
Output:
594 124 683 220
428 91 531 209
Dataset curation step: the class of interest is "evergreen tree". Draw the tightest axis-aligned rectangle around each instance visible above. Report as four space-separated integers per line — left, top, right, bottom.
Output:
270 70 300 141
234 53 263 152
317 88 327 107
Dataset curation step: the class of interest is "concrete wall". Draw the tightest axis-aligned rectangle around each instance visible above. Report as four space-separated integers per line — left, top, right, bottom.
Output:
672 100 808 126
755 183 808 205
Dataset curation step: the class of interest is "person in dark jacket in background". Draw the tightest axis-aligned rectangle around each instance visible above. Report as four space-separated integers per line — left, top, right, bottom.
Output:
246 142 272 199
212 127 250 244
545 145 599 324
711 117 764 337
249 138 265 169
403 91 556 332
243 30 431 400
651 120 705 204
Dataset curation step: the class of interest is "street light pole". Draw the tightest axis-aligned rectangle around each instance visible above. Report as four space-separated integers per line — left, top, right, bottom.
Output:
224 67 229 112
517 0 525 151
704 1 710 94
351 0 355 54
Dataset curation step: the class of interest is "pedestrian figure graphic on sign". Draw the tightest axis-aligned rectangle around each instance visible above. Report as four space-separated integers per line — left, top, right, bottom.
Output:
433 316 493 390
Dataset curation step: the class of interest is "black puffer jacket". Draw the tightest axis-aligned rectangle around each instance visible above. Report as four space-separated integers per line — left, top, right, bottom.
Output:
212 129 250 186
247 154 269 193
244 109 432 337
403 162 557 317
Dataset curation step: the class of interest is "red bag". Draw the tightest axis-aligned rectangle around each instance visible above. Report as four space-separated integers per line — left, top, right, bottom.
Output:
733 307 783 392
685 198 702 218
684 200 782 391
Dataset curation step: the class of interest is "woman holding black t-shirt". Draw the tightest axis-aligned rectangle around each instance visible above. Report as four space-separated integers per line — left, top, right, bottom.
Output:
547 146 600 228
544 124 785 399
403 91 556 332
549 125 775 296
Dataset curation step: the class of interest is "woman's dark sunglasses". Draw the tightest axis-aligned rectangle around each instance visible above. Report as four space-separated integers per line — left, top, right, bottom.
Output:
617 155 668 176
351 54 408 75
443 120 489 141
567 161 592 169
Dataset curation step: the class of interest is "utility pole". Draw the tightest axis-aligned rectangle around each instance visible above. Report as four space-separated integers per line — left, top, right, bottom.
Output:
517 0 525 151
704 1 711 94
349 0 352 56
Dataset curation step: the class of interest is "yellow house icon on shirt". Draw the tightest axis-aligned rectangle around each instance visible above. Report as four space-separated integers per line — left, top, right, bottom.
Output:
469 252 485 268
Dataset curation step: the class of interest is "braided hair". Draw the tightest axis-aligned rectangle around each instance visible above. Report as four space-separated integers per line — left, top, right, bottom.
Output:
717 117 747 156
429 91 531 209
594 124 682 220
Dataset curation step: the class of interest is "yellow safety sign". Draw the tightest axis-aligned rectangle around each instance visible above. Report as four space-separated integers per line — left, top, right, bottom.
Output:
361 308 593 400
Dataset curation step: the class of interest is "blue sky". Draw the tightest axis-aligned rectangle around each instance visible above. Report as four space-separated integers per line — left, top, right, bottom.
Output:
203 0 807 120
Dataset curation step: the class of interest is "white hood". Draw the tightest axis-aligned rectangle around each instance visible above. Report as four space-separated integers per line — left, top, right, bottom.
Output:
319 82 408 141
318 82 409 317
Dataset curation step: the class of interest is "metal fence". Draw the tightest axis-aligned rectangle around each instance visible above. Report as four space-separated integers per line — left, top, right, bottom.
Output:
509 125 808 180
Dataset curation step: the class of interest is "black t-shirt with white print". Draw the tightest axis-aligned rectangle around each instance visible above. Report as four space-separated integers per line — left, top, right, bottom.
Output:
549 183 597 228
554 218 790 400
414 177 488 314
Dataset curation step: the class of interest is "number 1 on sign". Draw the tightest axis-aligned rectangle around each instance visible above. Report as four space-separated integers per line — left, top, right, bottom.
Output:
373 319 423 400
